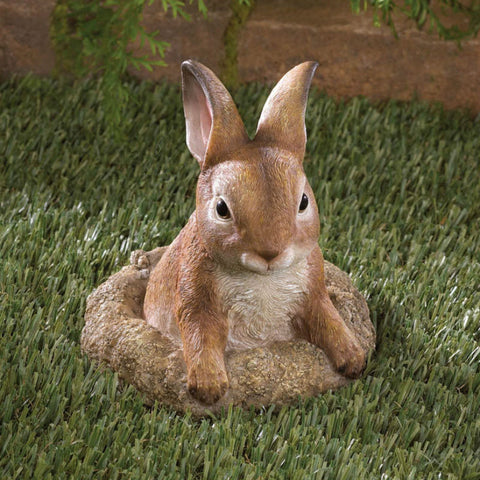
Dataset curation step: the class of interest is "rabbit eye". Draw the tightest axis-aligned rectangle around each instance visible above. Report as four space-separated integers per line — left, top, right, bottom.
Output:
299 193 309 212
216 199 231 219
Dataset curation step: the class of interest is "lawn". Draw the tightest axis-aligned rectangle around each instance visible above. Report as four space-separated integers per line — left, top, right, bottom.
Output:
1 76 479 479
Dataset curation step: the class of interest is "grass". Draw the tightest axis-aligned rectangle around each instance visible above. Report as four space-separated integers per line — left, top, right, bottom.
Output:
1 75 479 479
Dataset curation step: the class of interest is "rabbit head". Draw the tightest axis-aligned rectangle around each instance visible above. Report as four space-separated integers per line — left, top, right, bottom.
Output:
182 60 319 274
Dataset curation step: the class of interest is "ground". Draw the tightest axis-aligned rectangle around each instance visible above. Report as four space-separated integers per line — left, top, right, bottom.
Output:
0 76 479 479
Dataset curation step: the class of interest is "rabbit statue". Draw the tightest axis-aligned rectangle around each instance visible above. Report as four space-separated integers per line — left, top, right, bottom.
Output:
143 60 366 404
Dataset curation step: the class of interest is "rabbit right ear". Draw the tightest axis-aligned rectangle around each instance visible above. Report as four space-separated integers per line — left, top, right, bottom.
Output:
181 60 249 169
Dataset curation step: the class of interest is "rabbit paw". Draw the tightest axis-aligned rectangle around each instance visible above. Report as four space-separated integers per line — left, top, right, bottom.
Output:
328 333 366 379
130 250 150 270
187 359 229 404
130 247 167 272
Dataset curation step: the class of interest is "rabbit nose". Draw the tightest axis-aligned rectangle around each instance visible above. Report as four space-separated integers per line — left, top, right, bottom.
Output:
257 248 280 262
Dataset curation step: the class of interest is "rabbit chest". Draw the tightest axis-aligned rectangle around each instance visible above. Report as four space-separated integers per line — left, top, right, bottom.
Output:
214 260 310 351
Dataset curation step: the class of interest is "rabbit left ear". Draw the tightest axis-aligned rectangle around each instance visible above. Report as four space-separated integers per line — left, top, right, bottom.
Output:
182 60 249 169
255 61 318 160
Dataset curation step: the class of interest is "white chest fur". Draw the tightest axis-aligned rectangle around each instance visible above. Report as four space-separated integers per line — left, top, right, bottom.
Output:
214 260 309 351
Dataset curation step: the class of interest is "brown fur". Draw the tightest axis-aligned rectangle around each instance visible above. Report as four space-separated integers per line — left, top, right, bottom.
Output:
143 60 365 404
295 247 366 377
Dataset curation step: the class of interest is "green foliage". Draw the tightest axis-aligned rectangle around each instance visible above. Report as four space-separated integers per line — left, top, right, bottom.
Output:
50 0 206 135
351 0 480 41
49 0 479 135
1 76 480 478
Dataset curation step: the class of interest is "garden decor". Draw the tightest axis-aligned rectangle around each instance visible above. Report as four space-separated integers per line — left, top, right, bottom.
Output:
81 61 376 415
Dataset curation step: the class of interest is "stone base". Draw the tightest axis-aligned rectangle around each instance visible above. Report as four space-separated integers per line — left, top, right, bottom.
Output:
81 247 375 417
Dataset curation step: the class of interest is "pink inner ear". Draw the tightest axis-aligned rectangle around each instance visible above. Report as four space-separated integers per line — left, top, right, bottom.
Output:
184 75 214 163
182 60 249 167
200 100 212 147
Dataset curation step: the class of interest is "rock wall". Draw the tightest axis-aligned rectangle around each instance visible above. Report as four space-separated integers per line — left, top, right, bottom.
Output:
1 0 479 112
0 0 56 77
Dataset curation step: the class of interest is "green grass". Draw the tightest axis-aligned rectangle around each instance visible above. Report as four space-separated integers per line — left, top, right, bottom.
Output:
1 75 479 479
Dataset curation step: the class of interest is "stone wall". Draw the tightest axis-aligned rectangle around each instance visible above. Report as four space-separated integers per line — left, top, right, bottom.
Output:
0 0 56 77
1 0 479 112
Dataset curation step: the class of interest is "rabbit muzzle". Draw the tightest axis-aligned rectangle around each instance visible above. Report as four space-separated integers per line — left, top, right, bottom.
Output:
240 245 302 274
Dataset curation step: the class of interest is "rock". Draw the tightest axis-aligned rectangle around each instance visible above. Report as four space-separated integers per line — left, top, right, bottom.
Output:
2 0 479 112
0 0 56 78
129 0 232 82
237 0 480 112
81 247 375 416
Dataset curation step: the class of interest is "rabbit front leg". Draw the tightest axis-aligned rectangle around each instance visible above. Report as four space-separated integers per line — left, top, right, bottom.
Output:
178 308 229 404
300 250 366 378
305 291 365 378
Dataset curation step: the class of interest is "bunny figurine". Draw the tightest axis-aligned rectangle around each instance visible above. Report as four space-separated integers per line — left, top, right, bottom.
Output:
143 60 366 404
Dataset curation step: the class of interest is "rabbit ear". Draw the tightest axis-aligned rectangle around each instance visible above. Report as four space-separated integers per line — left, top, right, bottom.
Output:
255 61 318 160
181 60 249 169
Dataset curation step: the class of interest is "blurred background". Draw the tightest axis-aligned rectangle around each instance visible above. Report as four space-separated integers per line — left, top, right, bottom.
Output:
1 0 479 113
